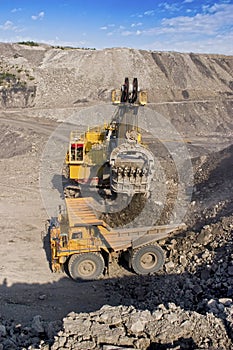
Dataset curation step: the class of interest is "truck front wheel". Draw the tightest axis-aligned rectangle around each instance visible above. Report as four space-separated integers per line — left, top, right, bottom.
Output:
131 245 165 275
68 252 105 281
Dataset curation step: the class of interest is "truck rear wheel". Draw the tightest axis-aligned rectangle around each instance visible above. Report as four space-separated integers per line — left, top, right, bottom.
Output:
68 252 105 281
131 244 165 275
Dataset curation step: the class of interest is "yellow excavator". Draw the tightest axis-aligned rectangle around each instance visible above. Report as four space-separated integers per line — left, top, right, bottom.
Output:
64 78 154 198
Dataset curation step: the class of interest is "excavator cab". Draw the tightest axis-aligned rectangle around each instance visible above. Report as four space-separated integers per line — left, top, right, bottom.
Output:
70 142 84 162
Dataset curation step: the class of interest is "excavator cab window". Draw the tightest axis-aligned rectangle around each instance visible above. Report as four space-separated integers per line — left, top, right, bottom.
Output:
70 143 84 161
72 231 83 239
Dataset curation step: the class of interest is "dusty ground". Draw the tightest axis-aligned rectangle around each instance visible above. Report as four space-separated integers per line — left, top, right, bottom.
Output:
0 108 139 324
0 100 232 329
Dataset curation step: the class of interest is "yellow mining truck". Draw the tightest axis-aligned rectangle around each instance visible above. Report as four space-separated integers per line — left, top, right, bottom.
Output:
49 197 186 281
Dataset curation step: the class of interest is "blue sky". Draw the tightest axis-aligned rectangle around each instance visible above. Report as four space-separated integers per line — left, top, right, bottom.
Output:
0 0 232 54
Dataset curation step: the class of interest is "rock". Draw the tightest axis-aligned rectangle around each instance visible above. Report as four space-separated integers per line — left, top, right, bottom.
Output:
191 284 203 295
179 255 187 266
219 298 232 307
1 339 17 349
166 313 179 323
207 299 219 313
196 230 212 245
125 310 151 335
31 315 44 334
0 324 6 337
228 266 233 276
38 294 46 300
201 268 211 280
44 320 62 340
165 261 175 272
152 309 163 320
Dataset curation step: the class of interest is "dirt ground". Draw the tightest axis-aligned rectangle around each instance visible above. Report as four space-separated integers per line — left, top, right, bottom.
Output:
0 109 136 324
0 104 232 327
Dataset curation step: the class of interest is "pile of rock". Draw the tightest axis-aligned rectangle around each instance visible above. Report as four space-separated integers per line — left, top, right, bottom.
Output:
0 302 232 349
0 315 61 350
51 303 232 350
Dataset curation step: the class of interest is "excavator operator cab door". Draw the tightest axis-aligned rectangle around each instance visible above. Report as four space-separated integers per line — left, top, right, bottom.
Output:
70 142 84 163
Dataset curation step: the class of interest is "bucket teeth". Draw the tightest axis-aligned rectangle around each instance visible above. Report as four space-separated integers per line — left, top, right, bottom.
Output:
115 166 146 178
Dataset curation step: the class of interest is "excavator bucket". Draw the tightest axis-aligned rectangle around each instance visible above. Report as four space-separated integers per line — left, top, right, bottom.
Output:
129 77 138 103
139 90 147 105
121 77 129 103
111 89 121 104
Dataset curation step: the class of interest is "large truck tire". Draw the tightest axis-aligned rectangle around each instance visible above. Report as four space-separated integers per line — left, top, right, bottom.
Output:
68 252 105 281
131 244 165 275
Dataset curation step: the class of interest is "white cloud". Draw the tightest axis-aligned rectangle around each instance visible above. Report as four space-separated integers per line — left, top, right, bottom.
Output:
206 3 231 13
160 3 233 35
11 8 22 13
145 31 233 55
137 3 233 54
144 10 155 16
121 30 134 36
159 2 181 12
0 20 24 33
131 22 142 28
31 11 45 20
120 29 143 37
100 24 116 30
0 21 16 31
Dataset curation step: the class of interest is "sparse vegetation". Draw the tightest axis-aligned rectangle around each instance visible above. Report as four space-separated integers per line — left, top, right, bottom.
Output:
0 68 36 89
0 60 36 89
0 72 16 85
52 45 96 50
17 41 39 47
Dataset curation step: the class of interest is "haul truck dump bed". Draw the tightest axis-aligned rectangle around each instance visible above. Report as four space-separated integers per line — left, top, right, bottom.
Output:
50 197 186 281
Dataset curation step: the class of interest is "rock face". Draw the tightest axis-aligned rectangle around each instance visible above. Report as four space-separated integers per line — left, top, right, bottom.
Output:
0 85 36 108
0 43 232 109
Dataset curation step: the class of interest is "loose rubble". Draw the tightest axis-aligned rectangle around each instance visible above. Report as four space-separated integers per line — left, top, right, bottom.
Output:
0 212 232 349
0 302 232 349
